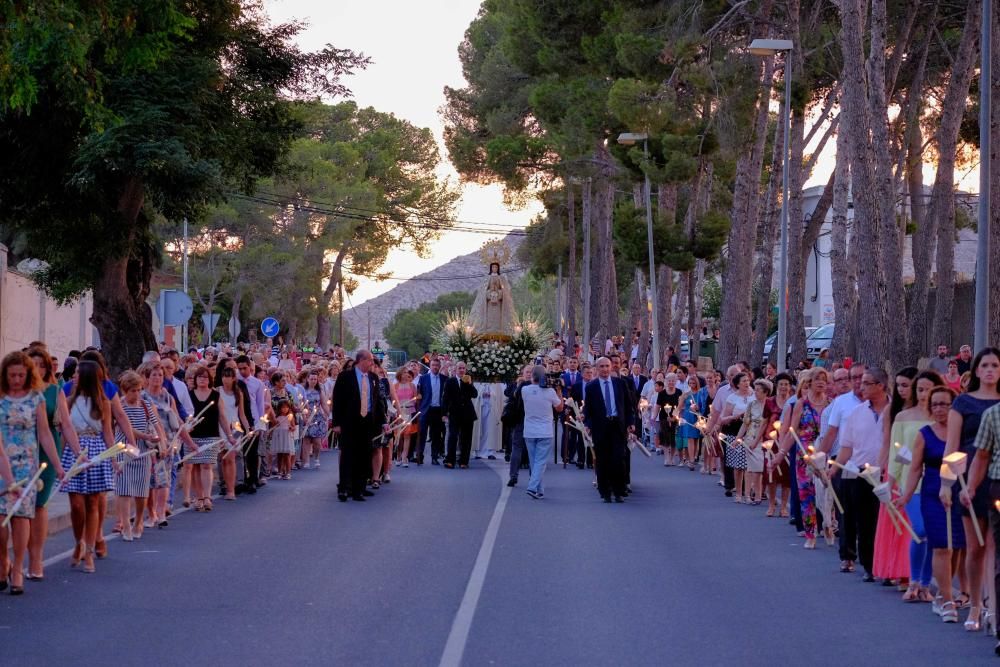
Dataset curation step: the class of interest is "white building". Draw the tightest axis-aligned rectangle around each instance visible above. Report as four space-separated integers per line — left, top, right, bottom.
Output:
794 184 978 327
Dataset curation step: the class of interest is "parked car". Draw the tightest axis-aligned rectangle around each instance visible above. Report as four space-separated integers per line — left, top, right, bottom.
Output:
806 324 834 360
762 327 819 364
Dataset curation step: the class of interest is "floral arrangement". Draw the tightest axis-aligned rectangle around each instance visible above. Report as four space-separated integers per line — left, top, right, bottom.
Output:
433 309 545 383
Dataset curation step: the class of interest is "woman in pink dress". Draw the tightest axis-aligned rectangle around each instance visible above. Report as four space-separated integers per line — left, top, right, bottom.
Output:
871 367 918 586
393 369 421 468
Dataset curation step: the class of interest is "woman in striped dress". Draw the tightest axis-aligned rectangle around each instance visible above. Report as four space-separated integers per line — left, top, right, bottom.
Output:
140 361 191 528
188 365 236 512
114 372 166 541
60 360 115 573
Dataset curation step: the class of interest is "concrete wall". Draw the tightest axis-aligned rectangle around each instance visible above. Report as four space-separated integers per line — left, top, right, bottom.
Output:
0 244 97 365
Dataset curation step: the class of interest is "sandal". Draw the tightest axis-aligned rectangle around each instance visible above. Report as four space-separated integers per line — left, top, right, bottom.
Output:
193 500 204 512
902 584 920 603
918 587 934 603
955 592 971 609
203 498 213 511
95 539 108 559
70 541 84 568
371 481 381 490
766 508 775 517
82 548 96 574
941 601 959 623
780 509 790 518
0 562 9 591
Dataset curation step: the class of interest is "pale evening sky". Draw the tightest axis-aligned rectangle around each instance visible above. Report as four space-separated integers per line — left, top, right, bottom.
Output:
263 0 542 307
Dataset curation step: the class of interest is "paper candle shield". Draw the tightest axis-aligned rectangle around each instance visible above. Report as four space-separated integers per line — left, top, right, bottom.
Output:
844 461 861 475
894 445 913 466
939 464 958 487
873 482 894 504
942 452 968 476
810 451 828 469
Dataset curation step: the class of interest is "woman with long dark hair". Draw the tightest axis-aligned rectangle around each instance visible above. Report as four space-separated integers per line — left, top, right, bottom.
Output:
60 360 115 574
942 347 1000 631
872 366 919 586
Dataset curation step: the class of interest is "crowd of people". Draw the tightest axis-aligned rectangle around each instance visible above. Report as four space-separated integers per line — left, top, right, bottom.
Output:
519 338 1000 656
0 339 412 593
4 331 1000 658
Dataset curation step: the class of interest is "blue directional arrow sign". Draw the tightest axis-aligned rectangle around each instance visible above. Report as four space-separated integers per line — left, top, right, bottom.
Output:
260 317 280 338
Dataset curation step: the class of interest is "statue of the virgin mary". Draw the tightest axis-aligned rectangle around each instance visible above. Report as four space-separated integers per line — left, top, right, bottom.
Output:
469 240 517 341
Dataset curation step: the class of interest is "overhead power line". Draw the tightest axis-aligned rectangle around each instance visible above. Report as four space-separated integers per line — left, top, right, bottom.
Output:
341 263 528 282
229 192 530 237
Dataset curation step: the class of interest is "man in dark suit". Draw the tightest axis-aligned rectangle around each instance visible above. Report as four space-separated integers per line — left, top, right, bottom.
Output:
583 357 635 502
416 357 446 465
443 361 479 468
331 349 388 502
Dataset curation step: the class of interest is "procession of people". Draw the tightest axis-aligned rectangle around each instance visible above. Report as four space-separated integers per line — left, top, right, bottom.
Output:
4 330 1000 658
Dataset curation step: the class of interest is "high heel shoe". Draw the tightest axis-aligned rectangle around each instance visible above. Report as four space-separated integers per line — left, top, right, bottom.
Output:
95 539 108 559
965 607 982 632
82 548 96 574
70 541 84 568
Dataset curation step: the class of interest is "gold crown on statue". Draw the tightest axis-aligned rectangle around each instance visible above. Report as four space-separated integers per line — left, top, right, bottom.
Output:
479 239 512 266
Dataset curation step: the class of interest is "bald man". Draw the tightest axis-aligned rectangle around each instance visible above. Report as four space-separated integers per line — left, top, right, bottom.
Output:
583 357 635 502
332 349 389 502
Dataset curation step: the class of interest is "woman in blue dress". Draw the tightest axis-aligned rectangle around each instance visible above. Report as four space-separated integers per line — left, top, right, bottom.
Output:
941 347 1000 630
678 373 706 470
898 386 964 623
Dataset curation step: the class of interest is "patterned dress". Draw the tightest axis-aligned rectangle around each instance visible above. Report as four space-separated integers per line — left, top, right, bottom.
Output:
0 392 44 519
143 390 177 489
795 398 823 540
742 399 766 473
304 387 328 439
60 397 114 495
114 400 159 498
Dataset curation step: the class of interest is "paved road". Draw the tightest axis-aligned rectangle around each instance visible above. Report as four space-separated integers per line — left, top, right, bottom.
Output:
3 453 996 665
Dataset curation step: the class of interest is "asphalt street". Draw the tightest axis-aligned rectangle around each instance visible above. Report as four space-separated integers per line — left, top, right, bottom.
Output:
2 452 996 666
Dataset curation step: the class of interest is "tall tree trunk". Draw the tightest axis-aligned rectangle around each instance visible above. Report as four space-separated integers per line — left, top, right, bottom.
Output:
990 7 1000 345
656 264 672 370
594 145 619 342
719 52 773 369
657 183 678 366
869 0 910 368
583 176 599 347
315 246 349 350
751 113 785 368
838 0 894 366
830 128 857 362
91 177 157 376
931 0 982 350
785 100 809 363
566 183 577 351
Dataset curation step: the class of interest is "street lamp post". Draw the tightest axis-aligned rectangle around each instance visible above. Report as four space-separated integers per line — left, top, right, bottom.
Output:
749 38 794 372
618 132 659 371
974 2 991 351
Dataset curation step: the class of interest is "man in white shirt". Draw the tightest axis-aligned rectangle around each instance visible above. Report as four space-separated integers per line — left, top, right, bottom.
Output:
161 357 194 419
237 354 267 490
832 368 889 580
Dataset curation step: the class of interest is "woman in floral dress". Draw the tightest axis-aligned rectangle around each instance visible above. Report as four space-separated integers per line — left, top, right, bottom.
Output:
0 352 64 593
773 368 830 549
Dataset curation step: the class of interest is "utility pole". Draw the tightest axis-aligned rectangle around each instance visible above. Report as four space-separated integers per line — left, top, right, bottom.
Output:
974 0 992 351
182 217 189 352
556 262 563 339
582 177 592 361
367 303 371 350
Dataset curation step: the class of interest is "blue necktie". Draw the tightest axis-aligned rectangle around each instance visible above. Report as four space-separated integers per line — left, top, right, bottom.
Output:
604 380 613 417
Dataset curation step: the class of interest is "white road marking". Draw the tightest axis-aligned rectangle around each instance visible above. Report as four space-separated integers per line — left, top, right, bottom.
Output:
439 464 511 667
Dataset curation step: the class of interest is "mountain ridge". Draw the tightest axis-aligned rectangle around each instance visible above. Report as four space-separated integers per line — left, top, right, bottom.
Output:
342 233 525 348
